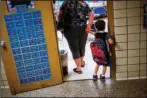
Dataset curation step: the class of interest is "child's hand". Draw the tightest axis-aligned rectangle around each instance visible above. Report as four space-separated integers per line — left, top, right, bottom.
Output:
109 52 112 56
108 38 113 45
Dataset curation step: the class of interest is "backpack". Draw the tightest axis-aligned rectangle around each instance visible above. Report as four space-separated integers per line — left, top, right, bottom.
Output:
56 4 68 31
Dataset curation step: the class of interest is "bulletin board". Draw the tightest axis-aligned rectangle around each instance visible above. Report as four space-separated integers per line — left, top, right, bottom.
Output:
4 5 51 85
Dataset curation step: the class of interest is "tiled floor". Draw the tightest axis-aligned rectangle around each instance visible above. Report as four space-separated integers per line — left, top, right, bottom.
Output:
2 79 147 97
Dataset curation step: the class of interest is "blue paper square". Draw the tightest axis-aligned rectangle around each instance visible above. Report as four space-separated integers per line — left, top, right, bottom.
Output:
4 15 14 22
25 19 34 26
23 12 33 19
20 40 29 47
14 13 23 20
21 47 30 53
9 35 18 42
36 75 43 81
35 70 42 76
34 64 42 70
33 11 41 18
16 5 27 13
36 31 44 38
23 53 31 60
29 39 37 46
18 34 27 41
37 38 45 44
17 27 26 35
18 72 27 79
26 26 34 32
6 22 15 29
35 25 43 31
27 32 37 39
43 68 50 74
34 18 42 25
17 67 25 73
26 65 34 72
15 21 24 27
27 71 35 77
14 55 23 61
7 29 16 35
41 57 48 63
43 74 51 80
38 44 47 51
32 58 41 64
41 63 49 69
24 59 32 66
30 46 39 52
31 52 40 58
20 78 28 84
28 77 36 83
15 61 24 67
40 51 48 57
11 42 20 48
12 48 21 55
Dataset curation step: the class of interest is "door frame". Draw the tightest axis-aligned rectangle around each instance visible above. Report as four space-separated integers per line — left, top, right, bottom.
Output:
107 1 116 79
53 1 116 79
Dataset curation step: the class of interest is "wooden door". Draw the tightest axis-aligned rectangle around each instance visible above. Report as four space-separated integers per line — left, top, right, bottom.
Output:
0 1 63 95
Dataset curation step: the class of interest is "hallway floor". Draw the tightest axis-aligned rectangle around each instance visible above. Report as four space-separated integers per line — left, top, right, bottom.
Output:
2 79 147 97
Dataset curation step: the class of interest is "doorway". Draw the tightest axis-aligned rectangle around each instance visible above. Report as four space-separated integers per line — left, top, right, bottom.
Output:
54 1 114 81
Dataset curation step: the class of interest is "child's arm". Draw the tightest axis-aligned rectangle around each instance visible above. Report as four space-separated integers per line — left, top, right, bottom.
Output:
108 38 113 45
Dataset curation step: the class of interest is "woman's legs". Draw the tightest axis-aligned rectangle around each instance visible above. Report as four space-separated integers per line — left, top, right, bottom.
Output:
74 25 87 71
64 26 86 73
79 26 88 67
74 58 82 71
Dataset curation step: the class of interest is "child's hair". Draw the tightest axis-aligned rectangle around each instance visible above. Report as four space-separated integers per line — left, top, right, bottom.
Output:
94 19 105 31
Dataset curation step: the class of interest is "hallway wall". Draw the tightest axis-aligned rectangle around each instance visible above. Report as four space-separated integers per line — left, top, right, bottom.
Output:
113 1 147 80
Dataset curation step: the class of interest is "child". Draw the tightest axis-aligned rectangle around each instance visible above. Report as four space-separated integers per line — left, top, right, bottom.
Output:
90 19 113 81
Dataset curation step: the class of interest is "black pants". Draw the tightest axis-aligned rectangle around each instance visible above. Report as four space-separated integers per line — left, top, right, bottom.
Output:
64 25 88 59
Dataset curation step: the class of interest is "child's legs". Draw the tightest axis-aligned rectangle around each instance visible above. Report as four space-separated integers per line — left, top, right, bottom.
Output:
102 65 107 75
94 64 99 75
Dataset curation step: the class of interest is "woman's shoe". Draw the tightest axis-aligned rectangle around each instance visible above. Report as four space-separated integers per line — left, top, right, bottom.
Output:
93 75 98 81
73 68 82 74
81 61 85 67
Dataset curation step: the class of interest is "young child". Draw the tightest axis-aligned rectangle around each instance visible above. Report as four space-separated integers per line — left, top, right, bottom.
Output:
90 19 113 81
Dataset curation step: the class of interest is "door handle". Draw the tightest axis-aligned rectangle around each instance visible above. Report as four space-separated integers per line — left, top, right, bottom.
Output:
0 41 5 48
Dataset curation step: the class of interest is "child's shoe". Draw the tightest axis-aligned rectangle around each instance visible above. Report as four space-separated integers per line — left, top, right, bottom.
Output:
93 75 98 81
100 74 105 79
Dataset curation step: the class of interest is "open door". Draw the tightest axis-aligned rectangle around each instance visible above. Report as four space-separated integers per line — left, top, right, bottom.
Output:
0 1 63 95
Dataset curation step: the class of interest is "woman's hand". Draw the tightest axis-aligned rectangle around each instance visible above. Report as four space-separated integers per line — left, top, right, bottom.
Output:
85 25 91 33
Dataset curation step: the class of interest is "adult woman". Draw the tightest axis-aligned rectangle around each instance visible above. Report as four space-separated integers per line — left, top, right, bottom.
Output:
57 0 94 74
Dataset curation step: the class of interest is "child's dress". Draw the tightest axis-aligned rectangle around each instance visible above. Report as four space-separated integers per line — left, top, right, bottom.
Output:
90 32 111 66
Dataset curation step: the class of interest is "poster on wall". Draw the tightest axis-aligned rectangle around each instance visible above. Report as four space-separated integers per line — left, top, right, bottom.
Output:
6 0 34 12
144 3 147 29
